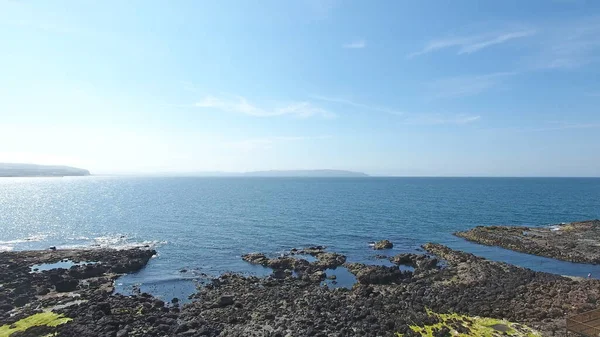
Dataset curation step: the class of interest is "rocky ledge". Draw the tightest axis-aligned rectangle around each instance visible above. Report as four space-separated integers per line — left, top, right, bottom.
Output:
455 219 600 264
0 248 155 336
2 244 600 336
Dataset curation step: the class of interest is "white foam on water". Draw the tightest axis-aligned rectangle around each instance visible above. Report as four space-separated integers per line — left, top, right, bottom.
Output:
0 245 14 252
0 234 48 245
66 236 90 241
0 233 166 252
58 234 166 250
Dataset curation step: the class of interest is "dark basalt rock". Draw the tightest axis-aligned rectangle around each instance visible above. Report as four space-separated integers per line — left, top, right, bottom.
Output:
373 240 393 250
54 279 79 292
4 243 600 336
0 247 155 335
390 253 439 271
242 248 347 274
455 220 600 264
290 246 326 255
344 263 410 284
315 252 346 269
241 252 269 266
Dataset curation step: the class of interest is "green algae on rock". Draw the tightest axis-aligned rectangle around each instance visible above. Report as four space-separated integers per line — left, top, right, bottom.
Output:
400 310 541 337
0 312 71 337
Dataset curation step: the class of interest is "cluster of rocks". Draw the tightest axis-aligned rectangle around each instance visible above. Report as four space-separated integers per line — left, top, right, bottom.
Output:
4 241 600 336
455 219 600 264
0 248 155 336
183 244 600 336
344 253 440 285
242 246 346 282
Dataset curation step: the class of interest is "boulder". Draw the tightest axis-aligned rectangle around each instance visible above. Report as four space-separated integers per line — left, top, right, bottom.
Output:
217 295 235 307
373 240 393 250
54 279 78 292
241 253 269 266
315 252 346 269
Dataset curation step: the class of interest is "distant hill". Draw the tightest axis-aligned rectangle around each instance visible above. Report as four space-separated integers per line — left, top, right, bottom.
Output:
0 163 90 177
153 169 369 177
242 170 369 177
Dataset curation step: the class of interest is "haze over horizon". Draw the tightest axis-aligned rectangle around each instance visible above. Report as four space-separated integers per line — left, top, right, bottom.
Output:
2 1 600 177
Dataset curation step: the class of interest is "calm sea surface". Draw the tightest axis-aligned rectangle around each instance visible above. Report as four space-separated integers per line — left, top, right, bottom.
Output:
1 177 599 300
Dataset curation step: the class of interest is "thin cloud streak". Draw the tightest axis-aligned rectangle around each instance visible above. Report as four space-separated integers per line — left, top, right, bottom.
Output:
403 114 481 125
534 18 600 69
532 122 600 131
429 72 517 98
194 96 335 118
311 95 403 115
343 39 366 49
458 30 536 54
408 29 535 58
312 95 480 126
483 122 600 133
224 135 332 151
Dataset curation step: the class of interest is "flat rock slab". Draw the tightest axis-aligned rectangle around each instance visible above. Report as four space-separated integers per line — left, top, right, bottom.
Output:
455 219 600 264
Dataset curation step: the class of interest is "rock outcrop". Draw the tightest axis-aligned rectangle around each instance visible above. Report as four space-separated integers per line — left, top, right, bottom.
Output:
455 220 600 264
373 240 393 250
4 243 599 336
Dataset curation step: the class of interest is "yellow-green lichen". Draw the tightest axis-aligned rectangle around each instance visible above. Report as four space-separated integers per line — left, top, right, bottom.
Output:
0 312 71 337
400 309 541 337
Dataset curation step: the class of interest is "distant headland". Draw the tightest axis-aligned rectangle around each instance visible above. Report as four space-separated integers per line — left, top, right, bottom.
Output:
242 170 369 177
0 163 90 177
161 169 370 178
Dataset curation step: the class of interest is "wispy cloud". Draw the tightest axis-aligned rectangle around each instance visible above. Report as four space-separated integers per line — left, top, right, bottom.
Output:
403 114 481 125
194 96 335 118
533 121 600 131
484 121 600 133
311 95 403 115
312 94 479 126
428 72 517 98
535 18 600 69
224 135 332 151
343 39 366 49
408 29 535 58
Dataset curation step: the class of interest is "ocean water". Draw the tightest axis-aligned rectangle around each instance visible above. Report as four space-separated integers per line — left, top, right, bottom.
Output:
1 177 599 300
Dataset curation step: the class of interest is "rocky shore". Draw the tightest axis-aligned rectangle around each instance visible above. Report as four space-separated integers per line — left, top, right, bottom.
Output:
455 219 600 264
2 243 600 336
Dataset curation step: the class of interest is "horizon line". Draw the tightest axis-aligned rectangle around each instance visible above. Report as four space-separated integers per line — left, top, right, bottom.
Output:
86 174 600 178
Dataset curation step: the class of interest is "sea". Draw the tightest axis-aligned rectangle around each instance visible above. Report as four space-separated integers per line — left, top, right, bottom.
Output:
1 177 599 301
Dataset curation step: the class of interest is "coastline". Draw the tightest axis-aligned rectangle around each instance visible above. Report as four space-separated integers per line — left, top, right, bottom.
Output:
2 240 599 336
455 220 600 264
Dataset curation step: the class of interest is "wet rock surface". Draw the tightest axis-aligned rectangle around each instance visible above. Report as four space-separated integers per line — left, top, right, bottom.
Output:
3 244 600 336
0 248 155 335
455 219 600 264
373 239 394 250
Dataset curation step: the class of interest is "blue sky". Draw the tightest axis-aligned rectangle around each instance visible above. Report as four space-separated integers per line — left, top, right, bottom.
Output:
1 0 600 176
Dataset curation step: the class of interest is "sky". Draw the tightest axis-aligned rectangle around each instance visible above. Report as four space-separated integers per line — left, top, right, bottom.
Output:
1 0 600 176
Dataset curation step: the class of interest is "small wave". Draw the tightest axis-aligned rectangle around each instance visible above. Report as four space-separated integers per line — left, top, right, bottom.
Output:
0 234 48 245
66 236 90 241
0 245 14 252
58 236 166 250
